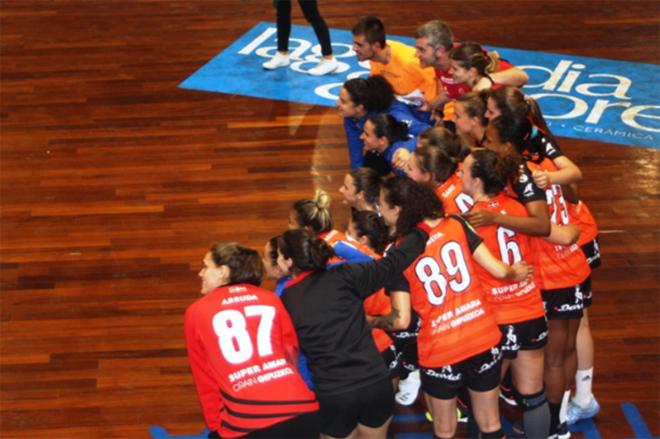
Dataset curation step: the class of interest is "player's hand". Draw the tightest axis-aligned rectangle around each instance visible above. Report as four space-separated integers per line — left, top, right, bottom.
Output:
532 169 551 188
392 149 411 171
463 208 495 227
473 77 493 91
510 261 533 282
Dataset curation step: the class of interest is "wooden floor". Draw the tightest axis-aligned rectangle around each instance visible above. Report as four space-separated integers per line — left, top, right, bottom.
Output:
1 1 658 437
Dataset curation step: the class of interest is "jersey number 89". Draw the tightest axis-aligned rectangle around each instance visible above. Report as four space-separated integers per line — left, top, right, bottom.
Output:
415 241 471 306
212 305 275 364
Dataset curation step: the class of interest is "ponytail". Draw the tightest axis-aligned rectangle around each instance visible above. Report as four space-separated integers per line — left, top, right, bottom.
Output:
278 229 333 272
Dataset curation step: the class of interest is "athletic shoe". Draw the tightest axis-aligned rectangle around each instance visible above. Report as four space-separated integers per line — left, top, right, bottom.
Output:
548 422 571 439
499 384 518 407
263 52 290 70
456 405 468 424
395 370 420 406
308 57 338 76
424 408 467 423
566 397 600 425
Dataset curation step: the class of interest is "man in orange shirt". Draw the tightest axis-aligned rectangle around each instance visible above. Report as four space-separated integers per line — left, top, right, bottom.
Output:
352 16 437 105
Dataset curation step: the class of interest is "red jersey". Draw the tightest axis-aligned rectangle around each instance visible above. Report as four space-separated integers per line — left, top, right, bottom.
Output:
471 194 545 324
184 284 318 437
435 48 513 100
435 171 474 215
402 216 500 367
568 200 599 246
527 159 591 290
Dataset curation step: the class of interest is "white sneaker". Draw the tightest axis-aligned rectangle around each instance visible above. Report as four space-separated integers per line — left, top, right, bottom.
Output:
308 57 338 76
395 370 421 406
263 52 290 70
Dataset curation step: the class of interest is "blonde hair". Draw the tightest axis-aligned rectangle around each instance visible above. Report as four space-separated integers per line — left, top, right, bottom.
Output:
291 189 333 234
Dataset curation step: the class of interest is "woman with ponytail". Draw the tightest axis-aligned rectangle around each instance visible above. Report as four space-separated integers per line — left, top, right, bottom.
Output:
379 175 532 439
338 74 431 168
460 149 551 438
403 126 474 214
276 217 432 439
480 112 591 438
361 113 417 176
449 41 505 92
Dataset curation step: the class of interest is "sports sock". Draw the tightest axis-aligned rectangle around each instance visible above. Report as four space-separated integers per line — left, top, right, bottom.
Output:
573 367 594 407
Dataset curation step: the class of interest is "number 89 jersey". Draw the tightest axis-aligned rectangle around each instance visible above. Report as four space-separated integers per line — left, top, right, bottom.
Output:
184 283 318 437
401 216 501 368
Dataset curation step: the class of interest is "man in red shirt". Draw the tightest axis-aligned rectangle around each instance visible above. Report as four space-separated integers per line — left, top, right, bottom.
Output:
413 20 529 112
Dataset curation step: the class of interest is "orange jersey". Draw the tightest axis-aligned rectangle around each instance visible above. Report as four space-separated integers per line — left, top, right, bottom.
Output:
403 216 500 367
471 194 545 324
527 159 590 289
319 229 348 265
370 40 437 100
568 200 599 245
346 240 395 353
435 172 474 215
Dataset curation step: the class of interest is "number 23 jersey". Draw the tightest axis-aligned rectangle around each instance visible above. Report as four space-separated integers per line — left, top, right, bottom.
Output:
396 216 501 368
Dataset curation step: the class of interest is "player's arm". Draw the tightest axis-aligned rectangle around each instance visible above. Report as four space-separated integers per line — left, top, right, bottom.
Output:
370 290 411 331
544 223 581 246
464 199 551 237
472 242 533 282
184 307 222 432
533 155 583 188
489 65 529 87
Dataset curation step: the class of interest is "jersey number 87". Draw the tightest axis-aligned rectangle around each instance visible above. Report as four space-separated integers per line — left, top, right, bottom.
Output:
212 305 276 364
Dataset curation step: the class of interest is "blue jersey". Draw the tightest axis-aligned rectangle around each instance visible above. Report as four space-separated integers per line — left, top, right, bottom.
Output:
384 136 417 176
344 101 430 168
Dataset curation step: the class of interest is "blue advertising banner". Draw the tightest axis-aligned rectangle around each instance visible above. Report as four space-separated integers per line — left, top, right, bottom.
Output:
180 22 660 150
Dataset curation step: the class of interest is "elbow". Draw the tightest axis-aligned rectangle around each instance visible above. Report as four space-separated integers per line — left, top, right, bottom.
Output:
519 71 530 86
539 222 551 237
392 315 411 331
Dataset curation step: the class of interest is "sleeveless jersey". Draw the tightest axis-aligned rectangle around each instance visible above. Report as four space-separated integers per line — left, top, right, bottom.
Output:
435 171 474 215
526 159 591 290
471 193 545 324
184 284 318 437
402 216 500 367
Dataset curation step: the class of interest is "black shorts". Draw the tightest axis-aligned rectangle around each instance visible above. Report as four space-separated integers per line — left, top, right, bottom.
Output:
498 316 548 359
243 411 320 438
581 236 601 270
381 344 401 379
542 276 591 320
317 377 394 437
420 344 503 400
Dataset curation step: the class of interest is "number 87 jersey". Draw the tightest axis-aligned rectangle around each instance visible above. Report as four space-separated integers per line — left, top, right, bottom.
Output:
398 215 501 368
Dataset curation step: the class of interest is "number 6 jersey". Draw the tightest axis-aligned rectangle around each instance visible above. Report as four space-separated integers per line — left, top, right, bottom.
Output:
184 283 318 437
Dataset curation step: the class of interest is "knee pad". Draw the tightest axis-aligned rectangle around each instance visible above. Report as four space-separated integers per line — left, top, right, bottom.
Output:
520 388 548 411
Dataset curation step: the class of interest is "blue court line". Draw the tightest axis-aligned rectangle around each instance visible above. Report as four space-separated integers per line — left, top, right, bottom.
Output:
394 433 433 439
621 402 659 439
393 413 428 423
149 425 209 439
150 401 658 438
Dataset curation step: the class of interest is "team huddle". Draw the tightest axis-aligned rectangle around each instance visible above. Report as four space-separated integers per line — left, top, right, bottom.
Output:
184 15 601 439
